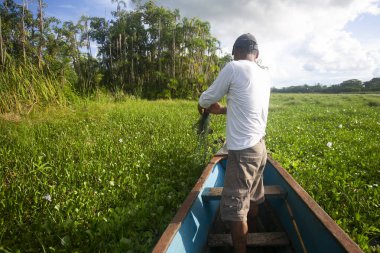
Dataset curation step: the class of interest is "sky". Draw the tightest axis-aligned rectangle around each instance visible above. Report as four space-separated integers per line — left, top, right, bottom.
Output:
27 0 380 87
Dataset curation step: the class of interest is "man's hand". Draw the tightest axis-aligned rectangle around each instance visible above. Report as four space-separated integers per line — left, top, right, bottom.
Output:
207 103 227 115
198 103 205 115
198 103 226 115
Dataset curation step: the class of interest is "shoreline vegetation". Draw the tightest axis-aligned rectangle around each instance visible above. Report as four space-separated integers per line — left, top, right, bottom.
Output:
0 0 230 115
271 78 380 94
1 1 379 116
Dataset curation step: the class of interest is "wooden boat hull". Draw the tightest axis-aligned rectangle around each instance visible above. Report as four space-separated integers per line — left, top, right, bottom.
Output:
152 154 363 253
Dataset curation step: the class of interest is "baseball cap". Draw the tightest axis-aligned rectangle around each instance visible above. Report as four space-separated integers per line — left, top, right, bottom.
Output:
232 33 258 55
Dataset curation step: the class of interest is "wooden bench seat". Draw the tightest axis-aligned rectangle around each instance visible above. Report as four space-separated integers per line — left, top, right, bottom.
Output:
202 185 287 201
208 232 290 247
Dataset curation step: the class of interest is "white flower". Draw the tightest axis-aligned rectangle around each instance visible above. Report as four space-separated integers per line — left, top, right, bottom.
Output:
119 138 123 143
327 142 333 148
43 194 52 202
338 124 343 128
109 181 115 186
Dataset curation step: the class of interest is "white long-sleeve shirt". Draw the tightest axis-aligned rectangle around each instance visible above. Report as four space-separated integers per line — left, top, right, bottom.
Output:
199 60 271 150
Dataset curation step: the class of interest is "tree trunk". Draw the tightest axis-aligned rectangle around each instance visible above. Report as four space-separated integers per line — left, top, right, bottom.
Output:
21 0 27 64
158 18 161 74
85 18 93 94
0 16 4 66
131 33 135 84
38 0 44 69
86 19 91 57
109 40 113 76
119 33 122 60
172 25 175 78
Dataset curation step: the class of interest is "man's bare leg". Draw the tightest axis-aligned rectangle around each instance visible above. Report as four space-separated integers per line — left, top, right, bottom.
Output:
247 203 259 232
230 221 248 253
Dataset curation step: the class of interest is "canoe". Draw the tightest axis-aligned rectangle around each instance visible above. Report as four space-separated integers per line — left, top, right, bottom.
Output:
152 148 363 253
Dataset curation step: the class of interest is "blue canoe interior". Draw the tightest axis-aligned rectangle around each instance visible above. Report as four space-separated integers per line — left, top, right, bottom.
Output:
152 150 363 253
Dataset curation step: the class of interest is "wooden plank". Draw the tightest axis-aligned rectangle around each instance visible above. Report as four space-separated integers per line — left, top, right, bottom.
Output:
215 145 228 156
208 232 290 247
265 185 287 198
202 185 287 201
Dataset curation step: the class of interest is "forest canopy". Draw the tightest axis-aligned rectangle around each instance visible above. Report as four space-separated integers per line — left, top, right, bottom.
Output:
0 0 232 113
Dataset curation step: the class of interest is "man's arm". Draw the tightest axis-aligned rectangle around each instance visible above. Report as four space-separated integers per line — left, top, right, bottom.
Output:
198 63 233 110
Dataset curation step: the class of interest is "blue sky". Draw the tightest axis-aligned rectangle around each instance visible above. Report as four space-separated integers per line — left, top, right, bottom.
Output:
346 12 380 44
22 0 380 87
29 0 117 22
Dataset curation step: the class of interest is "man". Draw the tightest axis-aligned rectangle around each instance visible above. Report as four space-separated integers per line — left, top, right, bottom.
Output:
198 33 271 253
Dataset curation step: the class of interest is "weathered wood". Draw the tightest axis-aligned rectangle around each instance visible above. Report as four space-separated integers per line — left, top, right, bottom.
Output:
202 185 287 201
265 185 287 198
215 145 228 156
208 232 290 247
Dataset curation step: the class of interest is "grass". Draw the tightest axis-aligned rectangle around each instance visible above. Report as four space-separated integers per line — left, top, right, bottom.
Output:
0 59 75 115
0 93 379 252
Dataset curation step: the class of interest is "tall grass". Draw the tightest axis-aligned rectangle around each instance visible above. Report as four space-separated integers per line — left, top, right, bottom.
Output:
0 57 75 114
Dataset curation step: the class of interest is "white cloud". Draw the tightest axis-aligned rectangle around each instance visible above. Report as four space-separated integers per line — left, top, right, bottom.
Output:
151 0 380 86
374 67 380 77
297 31 371 72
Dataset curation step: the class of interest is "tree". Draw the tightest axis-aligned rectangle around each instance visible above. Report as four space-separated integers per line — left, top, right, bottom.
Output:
338 79 363 92
20 0 26 63
0 15 4 66
37 0 44 69
363 78 380 91
1 0 223 99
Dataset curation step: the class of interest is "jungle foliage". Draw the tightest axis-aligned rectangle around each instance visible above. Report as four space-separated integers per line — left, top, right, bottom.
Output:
0 0 230 114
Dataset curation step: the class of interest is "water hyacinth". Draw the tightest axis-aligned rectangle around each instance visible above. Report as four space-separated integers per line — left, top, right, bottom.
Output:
1 94 378 252
43 194 52 202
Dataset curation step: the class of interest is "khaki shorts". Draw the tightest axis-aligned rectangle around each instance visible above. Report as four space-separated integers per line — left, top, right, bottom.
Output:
220 139 267 222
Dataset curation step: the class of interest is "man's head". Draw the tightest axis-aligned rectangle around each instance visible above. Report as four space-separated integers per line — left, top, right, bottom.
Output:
232 33 259 61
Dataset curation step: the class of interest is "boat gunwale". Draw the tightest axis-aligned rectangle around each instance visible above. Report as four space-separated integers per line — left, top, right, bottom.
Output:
267 155 363 253
152 153 363 253
152 155 226 253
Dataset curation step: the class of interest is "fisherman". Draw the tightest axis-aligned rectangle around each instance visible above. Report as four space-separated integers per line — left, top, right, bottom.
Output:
198 33 272 253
